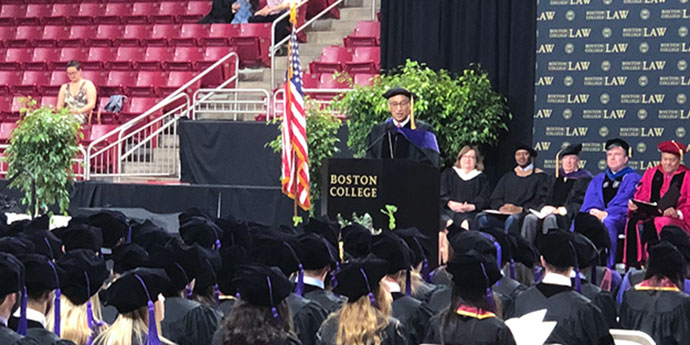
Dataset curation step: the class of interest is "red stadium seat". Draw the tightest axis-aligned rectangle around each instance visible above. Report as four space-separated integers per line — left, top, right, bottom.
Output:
15 71 51 96
95 97 121 124
198 47 237 87
120 97 161 123
110 47 146 70
343 21 380 47
159 71 198 96
0 48 33 70
167 47 204 70
0 121 18 141
203 24 240 46
318 73 348 89
84 47 117 70
309 46 352 74
344 46 380 74
179 2 211 23
231 23 272 67
301 73 319 89
102 71 138 96
353 73 377 86
81 124 119 145
127 71 168 97
0 97 12 121
40 96 58 109
80 70 109 94
74 3 105 25
173 24 210 47
128 71 169 97
148 24 181 46
58 47 89 67
62 26 98 47
8 26 43 48
25 47 59 70
117 25 153 47
91 25 125 47
44 3 78 25
153 2 186 24
18 4 51 25
0 71 23 95
100 3 133 24
138 47 174 71
34 25 70 48
43 70 70 96
0 5 26 26
128 3 159 24
0 27 16 47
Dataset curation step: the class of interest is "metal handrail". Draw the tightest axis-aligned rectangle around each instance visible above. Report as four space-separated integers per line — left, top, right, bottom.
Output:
272 87 352 121
192 88 271 121
269 0 342 90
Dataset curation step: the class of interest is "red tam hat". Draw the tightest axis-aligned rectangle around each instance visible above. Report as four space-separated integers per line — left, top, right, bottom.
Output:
658 140 687 159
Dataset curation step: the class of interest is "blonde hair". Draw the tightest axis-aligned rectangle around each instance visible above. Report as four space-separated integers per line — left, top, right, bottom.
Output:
46 294 107 345
334 281 392 345
92 305 175 345
455 145 484 171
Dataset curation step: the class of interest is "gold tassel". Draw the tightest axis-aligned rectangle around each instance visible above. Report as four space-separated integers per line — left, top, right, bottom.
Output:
410 96 416 130
672 140 684 162
555 149 561 178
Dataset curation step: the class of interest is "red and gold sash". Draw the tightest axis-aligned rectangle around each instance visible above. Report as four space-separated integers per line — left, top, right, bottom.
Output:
455 305 496 319
634 277 681 292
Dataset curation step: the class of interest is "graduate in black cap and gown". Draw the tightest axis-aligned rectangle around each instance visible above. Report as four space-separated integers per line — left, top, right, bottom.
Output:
298 233 346 314
316 255 408 345
93 268 173 345
424 251 516 345
372 231 432 345
8 254 75 345
477 144 549 235
619 241 690 345
0 252 40 345
440 146 491 230
394 228 440 303
509 230 614 345
215 264 301 345
521 144 592 242
365 87 440 168
479 228 527 318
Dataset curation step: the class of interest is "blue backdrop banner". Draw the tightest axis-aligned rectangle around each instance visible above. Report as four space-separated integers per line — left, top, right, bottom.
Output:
533 0 690 173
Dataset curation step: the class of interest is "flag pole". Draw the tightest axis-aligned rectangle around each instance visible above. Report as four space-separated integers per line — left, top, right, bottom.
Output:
290 1 299 219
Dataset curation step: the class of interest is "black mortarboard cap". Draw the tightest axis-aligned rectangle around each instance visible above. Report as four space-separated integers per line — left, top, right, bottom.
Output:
445 222 465 244
382 87 413 99
149 238 203 294
660 226 690 263
479 227 513 265
559 143 583 157
131 220 173 253
215 217 252 249
449 230 496 258
506 233 538 268
371 231 413 274
0 252 24 297
447 250 502 293
55 224 104 253
298 233 337 270
233 264 292 308
302 216 340 249
101 268 171 313
217 244 249 295
57 249 109 305
394 228 430 267
646 241 686 279
333 255 389 302
341 224 372 259
193 247 222 292
179 216 222 250
88 211 130 249
178 208 213 226
605 138 631 157
539 230 577 267
570 232 599 269
18 253 61 294
573 213 611 250
16 230 63 260
112 243 150 274
516 143 538 157
252 231 304 276
0 236 35 256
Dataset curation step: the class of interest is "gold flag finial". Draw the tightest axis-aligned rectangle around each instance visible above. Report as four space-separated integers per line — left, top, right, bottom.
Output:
410 95 416 130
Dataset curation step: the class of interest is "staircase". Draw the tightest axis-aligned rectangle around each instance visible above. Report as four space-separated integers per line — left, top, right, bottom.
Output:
197 0 379 121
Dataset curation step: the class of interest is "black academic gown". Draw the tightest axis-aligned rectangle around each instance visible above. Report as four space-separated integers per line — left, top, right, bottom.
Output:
540 173 593 229
391 293 433 345
365 119 440 168
287 293 328 345
412 280 442 304
579 280 618 329
303 284 346 315
0 324 39 345
316 315 408 345
493 276 527 318
620 286 690 345
424 310 516 345
160 297 221 345
440 169 491 228
511 283 614 345
7 318 75 345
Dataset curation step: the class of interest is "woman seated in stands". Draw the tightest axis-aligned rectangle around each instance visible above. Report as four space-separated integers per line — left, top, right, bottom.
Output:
248 0 291 44
440 145 491 230
56 60 97 124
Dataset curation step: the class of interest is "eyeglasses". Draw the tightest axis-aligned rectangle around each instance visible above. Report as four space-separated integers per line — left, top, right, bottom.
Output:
67 71 79 76
388 101 410 108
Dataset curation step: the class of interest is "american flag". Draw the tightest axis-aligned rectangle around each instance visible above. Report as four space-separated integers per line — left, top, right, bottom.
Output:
281 15 310 210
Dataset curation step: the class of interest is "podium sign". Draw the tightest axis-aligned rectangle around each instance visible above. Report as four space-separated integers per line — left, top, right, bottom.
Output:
322 158 440 266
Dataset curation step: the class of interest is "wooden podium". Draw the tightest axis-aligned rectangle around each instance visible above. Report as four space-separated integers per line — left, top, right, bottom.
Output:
322 158 440 267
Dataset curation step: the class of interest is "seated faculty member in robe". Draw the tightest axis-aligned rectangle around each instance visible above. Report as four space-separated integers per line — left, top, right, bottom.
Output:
440 145 491 230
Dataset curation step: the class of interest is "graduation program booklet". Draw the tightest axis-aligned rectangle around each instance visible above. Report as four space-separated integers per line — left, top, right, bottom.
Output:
505 309 556 345
483 209 514 217
631 199 662 217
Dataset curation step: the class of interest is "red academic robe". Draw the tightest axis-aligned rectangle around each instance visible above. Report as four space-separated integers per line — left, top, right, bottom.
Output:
623 165 690 266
